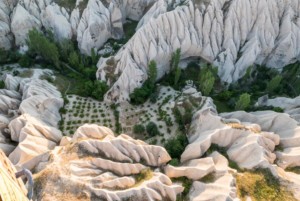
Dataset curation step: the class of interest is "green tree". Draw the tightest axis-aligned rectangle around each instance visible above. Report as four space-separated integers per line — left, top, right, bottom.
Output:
235 93 251 110
267 75 282 93
164 132 188 159
146 122 159 136
171 48 181 71
130 60 158 104
133 124 145 134
92 81 109 101
199 67 215 96
148 60 157 86
27 29 59 67
68 51 80 68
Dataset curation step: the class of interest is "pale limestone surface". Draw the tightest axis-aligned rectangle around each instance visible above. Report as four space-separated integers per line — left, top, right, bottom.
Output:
33 124 183 201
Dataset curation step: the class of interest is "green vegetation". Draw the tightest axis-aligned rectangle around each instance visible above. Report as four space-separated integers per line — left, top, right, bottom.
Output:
146 122 160 136
286 167 300 174
267 75 282 93
172 177 193 201
199 64 216 96
235 93 251 110
130 60 157 104
237 168 296 201
0 80 5 89
22 29 108 100
133 124 145 134
164 132 188 159
28 29 60 67
170 49 181 87
206 144 240 171
134 168 153 186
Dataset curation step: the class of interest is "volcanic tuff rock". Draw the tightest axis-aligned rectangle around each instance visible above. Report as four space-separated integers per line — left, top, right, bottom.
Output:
97 0 300 101
1 0 300 101
0 69 63 171
1 0 160 53
257 95 300 122
182 105 280 169
33 124 183 201
221 111 300 170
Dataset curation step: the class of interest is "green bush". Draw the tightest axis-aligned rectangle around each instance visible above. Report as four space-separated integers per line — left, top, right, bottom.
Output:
0 80 7 89
130 61 157 104
267 75 282 93
235 93 251 110
27 29 59 67
133 124 145 134
164 132 188 159
146 122 159 136
199 66 216 96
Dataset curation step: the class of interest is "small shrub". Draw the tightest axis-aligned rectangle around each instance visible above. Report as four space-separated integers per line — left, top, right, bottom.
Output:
133 124 145 134
146 122 160 136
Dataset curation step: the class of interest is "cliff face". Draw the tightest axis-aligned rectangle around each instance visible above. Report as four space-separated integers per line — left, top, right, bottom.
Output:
1 0 300 101
97 0 300 101
0 0 156 54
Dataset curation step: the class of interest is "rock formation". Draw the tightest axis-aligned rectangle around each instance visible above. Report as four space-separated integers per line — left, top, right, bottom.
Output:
97 0 300 101
0 69 63 171
33 124 183 201
257 95 300 122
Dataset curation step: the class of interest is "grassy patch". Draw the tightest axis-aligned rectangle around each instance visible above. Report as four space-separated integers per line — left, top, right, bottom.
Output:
286 167 300 174
237 169 296 201
199 173 215 183
134 168 153 186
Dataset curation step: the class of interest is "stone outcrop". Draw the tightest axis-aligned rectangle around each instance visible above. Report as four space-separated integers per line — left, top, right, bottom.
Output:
221 111 300 170
8 77 63 170
97 0 300 101
189 173 238 201
257 95 300 122
33 124 183 201
181 106 280 169
1 0 159 54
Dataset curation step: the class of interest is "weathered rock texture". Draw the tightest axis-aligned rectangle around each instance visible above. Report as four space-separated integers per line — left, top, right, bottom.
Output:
0 69 63 171
182 106 280 170
257 95 300 122
33 124 183 201
221 111 300 170
1 0 160 53
97 0 300 101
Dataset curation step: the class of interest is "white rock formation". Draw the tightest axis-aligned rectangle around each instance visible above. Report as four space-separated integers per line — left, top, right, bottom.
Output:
181 107 280 169
33 124 183 201
1 0 161 54
221 111 300 169
165 151 233 181
189 173 238 201
257 95 300 122
97 0 300 101
7 77 63 170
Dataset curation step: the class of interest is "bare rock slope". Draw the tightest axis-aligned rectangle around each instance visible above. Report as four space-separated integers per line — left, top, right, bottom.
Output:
33 124 183 201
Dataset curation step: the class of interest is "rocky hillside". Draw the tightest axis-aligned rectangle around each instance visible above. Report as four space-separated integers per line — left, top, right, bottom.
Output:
1 0 300 101
1 0 300 201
